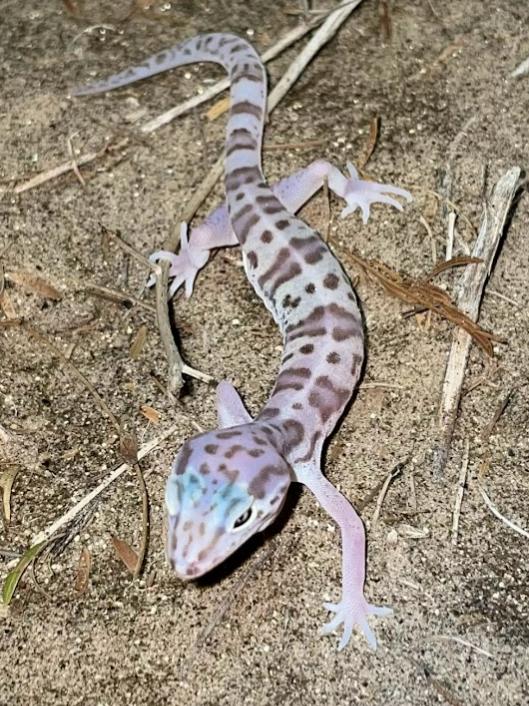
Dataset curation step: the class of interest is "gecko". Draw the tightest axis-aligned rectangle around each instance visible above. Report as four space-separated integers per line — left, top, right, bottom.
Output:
73 32 411 650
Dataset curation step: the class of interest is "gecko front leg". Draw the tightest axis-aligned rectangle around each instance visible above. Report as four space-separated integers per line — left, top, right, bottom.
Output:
150 161 411 298
295 460 392 651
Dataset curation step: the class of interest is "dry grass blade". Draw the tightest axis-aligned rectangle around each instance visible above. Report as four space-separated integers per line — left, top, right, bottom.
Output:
129 324 148 359
111 535 140 574
481 390 512 440
451 439 469 546
358 115 380 170
5 271 62 300
346 250 500 356
74 546 92 593
12 139 129 195
2 540 48 606
84 284 156 314
477 485 529 540
427 256 483 279
0 464 20 524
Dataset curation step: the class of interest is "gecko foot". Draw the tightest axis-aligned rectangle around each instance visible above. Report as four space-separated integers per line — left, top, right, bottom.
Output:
320 597 393 651
341 162 412 225
147 222 208 298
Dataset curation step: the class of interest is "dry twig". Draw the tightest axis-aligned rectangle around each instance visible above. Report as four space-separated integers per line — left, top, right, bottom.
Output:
432 167 520 475
451 438 469 546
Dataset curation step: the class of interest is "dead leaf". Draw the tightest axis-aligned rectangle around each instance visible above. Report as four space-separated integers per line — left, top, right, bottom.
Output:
140 404 161 424
74 546 92 593
0 464 20 524
6 271 62 301
111 535 139 574
129 325 148 359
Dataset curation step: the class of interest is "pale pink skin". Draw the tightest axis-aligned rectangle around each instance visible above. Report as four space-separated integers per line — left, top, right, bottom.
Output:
73 33 411 650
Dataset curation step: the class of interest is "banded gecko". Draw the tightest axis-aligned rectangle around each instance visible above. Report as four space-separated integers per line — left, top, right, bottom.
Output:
73 33 411 650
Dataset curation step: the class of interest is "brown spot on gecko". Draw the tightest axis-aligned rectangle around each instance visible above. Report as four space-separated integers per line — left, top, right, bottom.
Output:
257 248 290 288
175 444 192 475
305 283 316 294
248 448 264 458
226 140 256 157
252 435 268 446
226 166 261 189
229 43 249 54
323 273 339 289
304 246 326 265
292 402 303 410
260 230 273 243
308 391 321 407
249 464 286 499
204 444 219 454
238 214 261 243
299 343 314 354
287 326 327 341
290 235 320 250
199 462 210 475
275 219 290 230
282 352 294 363
327 352 341 364
270 262 302 295
231 71 262 85
246 251 258 268
155 52 167 64
224 444 245 459
282 294 301 309
231 100 263 120
282 419 305 451
294 430 322 463
232 203 253 223
332 326 353 341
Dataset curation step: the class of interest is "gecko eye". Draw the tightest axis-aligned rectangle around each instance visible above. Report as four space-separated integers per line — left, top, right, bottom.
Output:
231 505 254 531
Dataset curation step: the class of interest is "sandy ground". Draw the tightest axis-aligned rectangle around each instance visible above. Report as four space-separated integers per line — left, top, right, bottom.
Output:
1 1 528 704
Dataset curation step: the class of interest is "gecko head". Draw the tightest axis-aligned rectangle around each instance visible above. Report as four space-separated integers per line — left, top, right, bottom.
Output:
165 424 292 579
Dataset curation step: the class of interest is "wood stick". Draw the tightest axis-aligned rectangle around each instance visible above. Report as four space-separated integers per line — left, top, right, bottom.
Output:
432 167 521 475
155 259 186 393
451 438 469 545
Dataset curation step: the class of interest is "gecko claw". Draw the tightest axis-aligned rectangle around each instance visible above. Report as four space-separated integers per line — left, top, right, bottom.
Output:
147 222 207 299
340 161 412 224
320 599 393 651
